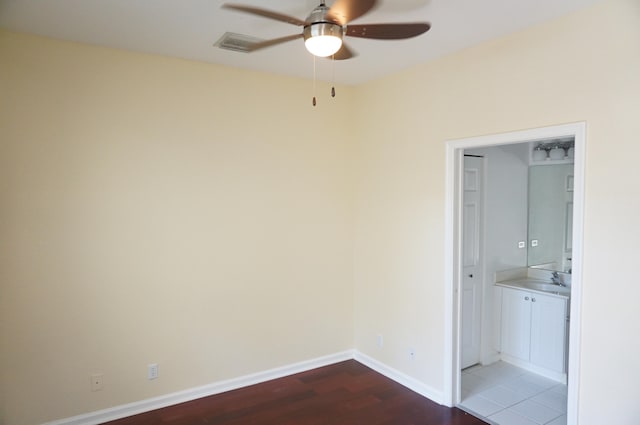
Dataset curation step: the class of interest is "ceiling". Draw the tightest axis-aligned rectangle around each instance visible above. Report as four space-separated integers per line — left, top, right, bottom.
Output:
0 0 599 85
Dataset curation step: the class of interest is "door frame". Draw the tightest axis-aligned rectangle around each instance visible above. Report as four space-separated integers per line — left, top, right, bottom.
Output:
443 122 586 425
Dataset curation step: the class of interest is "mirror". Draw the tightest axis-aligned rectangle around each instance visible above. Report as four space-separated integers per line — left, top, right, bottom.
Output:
527 164 574 272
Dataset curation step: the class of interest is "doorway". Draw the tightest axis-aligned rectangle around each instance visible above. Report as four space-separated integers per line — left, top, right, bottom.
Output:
443 123 585 425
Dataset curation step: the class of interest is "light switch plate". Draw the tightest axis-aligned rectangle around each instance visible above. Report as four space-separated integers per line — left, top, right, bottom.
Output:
148 363 159 380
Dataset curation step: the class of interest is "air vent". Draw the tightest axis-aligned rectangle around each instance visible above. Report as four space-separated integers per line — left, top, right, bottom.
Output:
215 32 264 53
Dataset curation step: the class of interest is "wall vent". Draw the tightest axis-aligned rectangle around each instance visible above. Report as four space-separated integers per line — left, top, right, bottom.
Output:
215 32 264 53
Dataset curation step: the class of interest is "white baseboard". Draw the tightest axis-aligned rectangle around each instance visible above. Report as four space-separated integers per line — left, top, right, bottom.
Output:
481 351 501 366
44 351 354 425
353 351 445 405
499 354 567 384
45 350 444 425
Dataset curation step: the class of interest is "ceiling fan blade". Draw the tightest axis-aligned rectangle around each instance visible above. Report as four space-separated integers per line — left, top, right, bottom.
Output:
247 34 303 52
329 43 357 60
223 3 305 26
346 22 431 40
326 0 377 26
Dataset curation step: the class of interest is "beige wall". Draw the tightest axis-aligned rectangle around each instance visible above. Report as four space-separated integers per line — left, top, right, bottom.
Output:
2 0 640 423
0 32 355 424
352 0 640 423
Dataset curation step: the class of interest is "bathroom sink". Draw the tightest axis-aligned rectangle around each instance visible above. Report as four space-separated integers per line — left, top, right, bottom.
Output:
523 281 571 295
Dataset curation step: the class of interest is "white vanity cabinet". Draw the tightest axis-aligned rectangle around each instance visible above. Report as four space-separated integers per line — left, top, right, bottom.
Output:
500 286 568 379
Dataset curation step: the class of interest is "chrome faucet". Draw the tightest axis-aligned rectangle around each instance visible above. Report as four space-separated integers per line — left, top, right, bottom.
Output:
551 271 567 287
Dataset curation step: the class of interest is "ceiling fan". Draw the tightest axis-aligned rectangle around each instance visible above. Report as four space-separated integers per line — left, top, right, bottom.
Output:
222 0 431 60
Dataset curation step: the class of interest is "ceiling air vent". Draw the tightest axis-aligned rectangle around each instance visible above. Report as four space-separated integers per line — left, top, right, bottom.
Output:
215 32 264 53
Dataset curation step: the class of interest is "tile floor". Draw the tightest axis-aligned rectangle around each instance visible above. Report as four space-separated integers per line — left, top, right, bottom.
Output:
459 362 567 425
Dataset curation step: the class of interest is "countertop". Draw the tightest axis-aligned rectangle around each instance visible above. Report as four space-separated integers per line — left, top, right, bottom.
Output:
495 278 570 299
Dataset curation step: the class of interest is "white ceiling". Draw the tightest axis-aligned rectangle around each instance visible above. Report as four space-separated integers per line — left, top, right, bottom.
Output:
0 0 599 85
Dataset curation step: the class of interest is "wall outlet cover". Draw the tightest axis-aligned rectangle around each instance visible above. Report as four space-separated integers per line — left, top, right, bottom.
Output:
90 373 103 391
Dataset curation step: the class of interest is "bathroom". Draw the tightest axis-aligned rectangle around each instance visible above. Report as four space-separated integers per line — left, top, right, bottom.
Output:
458 138 575 425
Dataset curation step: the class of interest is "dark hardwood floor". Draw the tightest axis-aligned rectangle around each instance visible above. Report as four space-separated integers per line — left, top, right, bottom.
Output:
105 360 487 425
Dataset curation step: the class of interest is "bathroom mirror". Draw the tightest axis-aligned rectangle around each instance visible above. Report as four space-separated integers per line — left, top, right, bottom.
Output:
527 163 574 272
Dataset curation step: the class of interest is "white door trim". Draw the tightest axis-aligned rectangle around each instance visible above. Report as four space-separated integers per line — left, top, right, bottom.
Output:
443 122 586 425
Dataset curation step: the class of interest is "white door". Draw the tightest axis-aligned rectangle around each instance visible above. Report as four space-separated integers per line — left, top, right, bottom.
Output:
461 155 484 369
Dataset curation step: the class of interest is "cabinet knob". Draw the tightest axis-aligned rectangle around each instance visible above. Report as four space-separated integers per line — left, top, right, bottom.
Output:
468 274 473 278
532 298 536 302
524 296 530 301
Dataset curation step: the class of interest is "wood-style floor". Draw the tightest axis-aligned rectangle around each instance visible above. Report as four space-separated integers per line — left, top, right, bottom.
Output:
105 360 487 425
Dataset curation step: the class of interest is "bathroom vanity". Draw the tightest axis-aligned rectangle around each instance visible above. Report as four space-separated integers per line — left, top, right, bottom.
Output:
495 268 570 383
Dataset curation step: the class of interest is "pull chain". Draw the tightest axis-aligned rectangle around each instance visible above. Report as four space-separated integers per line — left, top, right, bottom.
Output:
331 55 336 98
312 55 317 107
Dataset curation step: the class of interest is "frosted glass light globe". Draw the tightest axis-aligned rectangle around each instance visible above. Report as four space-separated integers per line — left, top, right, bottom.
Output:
305 35 342 57
532 148 547 161
549 146 565 160
303 22 344 57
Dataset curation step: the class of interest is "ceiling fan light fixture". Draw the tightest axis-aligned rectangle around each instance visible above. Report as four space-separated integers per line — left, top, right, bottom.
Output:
303 22 343 57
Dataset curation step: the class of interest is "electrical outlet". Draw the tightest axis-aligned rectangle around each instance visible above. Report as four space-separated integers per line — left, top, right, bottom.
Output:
90 373 103 391
376 334 383 348
148 363 159 380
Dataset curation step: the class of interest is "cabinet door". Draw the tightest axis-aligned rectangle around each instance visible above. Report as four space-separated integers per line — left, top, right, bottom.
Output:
530 293 567 373
501 287 531 361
